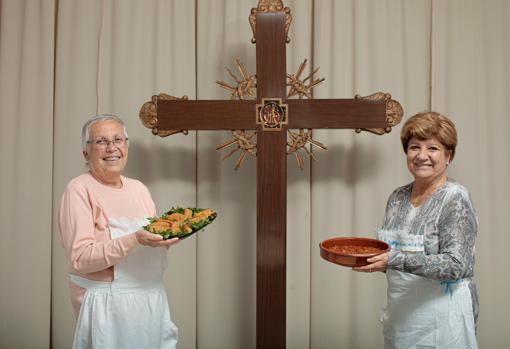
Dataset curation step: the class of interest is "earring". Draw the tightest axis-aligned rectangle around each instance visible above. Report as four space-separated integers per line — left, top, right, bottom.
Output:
446 161 449 166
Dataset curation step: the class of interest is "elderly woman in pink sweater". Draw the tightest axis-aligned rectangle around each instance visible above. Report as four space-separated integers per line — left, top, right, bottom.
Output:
58 114 179 349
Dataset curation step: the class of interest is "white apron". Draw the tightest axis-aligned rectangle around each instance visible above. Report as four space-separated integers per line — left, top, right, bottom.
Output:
70 217 178 349
379 230 477 349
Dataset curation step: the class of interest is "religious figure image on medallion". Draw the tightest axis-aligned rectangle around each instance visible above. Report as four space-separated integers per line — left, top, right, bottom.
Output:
261 101 283 127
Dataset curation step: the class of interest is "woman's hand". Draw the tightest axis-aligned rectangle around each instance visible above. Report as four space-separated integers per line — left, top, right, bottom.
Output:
352 252 388 273
135 230 180 248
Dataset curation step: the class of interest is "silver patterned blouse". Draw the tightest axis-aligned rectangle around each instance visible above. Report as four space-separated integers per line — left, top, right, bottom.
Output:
380 178 479 323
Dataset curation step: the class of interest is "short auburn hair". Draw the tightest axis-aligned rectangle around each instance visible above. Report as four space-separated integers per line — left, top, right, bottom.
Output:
400 111 457 160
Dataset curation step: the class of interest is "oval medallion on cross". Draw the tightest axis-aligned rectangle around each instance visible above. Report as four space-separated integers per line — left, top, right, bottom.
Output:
256 98 288 131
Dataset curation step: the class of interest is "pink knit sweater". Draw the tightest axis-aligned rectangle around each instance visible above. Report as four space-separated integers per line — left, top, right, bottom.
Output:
58 172 156 315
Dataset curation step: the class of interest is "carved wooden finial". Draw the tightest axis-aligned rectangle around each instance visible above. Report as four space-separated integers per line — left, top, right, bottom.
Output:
354 92 404 135
249 0 292 44
139 93 189 137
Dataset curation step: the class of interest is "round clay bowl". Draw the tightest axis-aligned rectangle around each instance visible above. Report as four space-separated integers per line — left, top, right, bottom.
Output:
319 237 390 267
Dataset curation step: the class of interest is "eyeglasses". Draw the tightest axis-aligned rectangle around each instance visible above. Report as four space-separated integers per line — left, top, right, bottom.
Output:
87 137 128 148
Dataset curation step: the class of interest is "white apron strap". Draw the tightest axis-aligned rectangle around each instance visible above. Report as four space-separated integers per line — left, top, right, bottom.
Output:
70 274 111 291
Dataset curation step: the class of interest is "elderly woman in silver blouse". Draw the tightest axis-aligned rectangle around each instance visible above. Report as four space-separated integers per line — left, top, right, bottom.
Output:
354 112 478 348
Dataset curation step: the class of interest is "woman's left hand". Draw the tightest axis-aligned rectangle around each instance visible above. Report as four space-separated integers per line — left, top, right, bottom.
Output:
352 252 388 273
135 230 180 248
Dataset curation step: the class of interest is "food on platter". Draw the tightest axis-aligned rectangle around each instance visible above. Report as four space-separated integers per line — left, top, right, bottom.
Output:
329 245 382 255
144 207 217 239
319 237 390 267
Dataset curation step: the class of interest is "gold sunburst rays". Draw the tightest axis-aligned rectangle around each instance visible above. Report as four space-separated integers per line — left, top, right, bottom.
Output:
285 59 326 169
216 59 257 100
215 58 327 170
287 129 326 170
216 130 257 170
215 59 257 170
287 59 325 99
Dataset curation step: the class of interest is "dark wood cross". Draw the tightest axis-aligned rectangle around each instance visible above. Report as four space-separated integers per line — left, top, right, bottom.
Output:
139 7 402 349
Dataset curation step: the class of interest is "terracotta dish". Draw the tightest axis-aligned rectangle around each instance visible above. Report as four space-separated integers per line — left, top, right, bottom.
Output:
319 237 390 267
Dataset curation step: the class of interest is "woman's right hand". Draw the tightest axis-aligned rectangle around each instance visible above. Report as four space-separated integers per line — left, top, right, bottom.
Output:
135 230 180 247
352 252 388 273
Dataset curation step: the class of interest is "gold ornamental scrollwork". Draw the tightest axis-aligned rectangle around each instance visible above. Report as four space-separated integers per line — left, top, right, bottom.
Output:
139 93 189 137
249 0 292 43
354 92 404 135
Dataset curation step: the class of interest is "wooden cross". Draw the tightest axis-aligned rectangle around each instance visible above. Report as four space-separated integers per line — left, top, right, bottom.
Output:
139 4 402 348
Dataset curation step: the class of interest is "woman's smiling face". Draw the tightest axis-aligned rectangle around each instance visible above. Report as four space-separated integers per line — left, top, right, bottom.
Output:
406 136 451 183
83 120 128 186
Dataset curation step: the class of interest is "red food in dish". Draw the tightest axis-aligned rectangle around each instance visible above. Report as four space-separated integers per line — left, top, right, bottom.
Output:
329 245 382 255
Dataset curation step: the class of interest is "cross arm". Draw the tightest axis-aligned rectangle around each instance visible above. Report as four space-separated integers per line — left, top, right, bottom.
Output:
157 100 256 130
286 99 386 129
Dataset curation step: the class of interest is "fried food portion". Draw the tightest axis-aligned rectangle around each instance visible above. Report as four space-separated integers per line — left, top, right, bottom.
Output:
189 209 214 223
146 208 216 237
166 212 188 222
146 220 171 233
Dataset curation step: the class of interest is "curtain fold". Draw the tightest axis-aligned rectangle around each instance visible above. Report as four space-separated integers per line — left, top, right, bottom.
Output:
195 1 257 346
311 1 431 347
0 0 55 347
432 0 510 346
51 0 198 347
284 2 313 348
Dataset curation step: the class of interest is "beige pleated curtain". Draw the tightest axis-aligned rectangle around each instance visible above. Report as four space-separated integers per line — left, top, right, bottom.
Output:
1 0 509 348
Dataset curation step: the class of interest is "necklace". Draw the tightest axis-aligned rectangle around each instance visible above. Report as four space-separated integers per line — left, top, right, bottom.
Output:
410 177 447 207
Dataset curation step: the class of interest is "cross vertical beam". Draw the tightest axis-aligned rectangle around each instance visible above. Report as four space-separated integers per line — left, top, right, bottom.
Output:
255 13 287 349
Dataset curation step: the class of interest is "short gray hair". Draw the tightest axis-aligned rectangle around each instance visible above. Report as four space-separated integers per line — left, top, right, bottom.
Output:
82 114 129 150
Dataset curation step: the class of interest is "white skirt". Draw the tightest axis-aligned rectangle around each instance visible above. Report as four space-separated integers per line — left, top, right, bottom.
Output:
382 270 477 349
71 275 178 349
